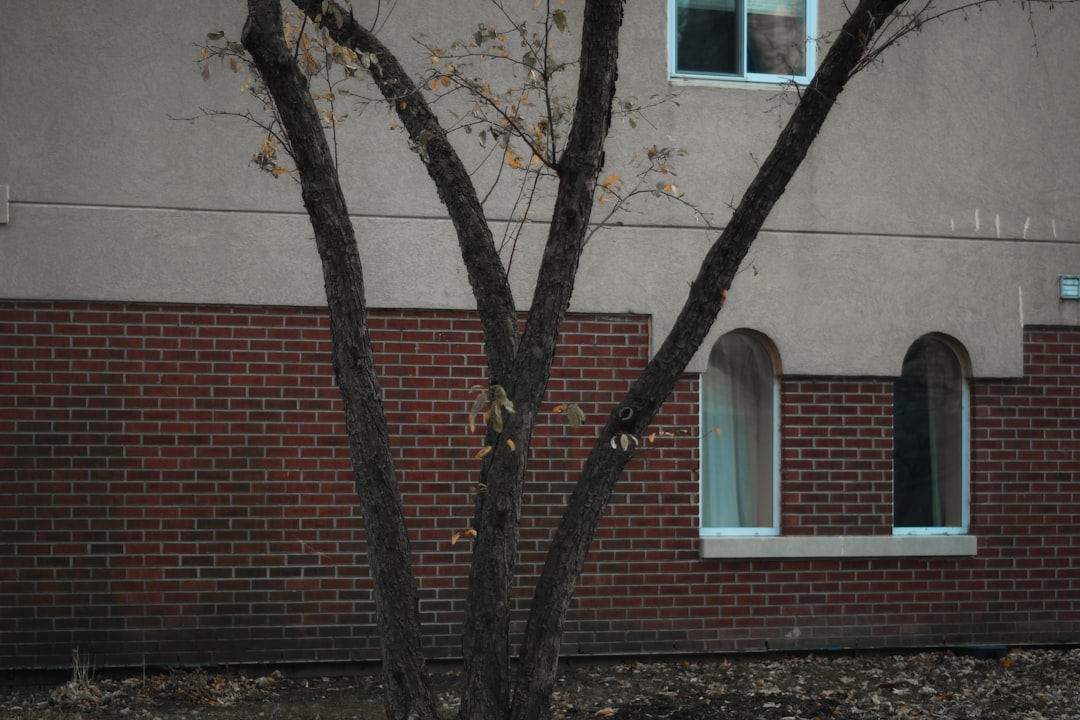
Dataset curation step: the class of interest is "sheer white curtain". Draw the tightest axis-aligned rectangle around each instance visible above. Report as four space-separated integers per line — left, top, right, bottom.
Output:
701 332 776 531
925 340 964 526
747 1 807 75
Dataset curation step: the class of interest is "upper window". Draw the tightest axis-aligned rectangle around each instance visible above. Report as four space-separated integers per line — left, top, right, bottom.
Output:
893 336 969 535
700 331 779 535
670 0 816 84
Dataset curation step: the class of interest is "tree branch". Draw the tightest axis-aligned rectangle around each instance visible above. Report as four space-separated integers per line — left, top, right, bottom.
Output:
288 0 521 384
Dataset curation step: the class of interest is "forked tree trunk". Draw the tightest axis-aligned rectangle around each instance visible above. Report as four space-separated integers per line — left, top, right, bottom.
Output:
459 2 625 719
241 3 906 720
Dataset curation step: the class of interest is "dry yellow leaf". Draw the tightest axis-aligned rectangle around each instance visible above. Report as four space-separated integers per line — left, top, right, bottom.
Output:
450 528 477 546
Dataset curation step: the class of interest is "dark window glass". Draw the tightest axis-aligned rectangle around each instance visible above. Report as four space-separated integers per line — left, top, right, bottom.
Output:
893 337 966 529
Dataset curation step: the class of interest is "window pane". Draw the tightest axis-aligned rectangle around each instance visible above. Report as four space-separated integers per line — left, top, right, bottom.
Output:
674 0 808 78
893 338 965 528
747 1 806 75
675 0 739 75
702 332 775 530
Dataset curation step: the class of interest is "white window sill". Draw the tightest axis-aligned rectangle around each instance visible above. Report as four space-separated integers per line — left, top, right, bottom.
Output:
669 76 808 91
700 534 977 560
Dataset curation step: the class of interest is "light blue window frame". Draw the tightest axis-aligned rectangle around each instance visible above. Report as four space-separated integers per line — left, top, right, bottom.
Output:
668 0 817 85
699 331 781 537
892 336 970 536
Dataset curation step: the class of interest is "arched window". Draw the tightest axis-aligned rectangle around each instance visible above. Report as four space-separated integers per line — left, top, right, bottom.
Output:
893 336 969 533
701 331 779 535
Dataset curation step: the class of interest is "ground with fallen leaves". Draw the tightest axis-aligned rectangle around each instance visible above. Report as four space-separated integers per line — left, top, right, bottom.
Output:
3 648 1078 719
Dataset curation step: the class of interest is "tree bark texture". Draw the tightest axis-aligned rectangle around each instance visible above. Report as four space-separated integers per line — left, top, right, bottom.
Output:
512 4 906 720
241 3 437 720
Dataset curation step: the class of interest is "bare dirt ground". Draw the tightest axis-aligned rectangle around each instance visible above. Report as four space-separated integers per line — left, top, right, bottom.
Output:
4 647 1079 720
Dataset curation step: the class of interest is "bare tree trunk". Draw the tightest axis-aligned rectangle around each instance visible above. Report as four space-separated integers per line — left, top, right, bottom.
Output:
241 4 437 720
511 4 905 720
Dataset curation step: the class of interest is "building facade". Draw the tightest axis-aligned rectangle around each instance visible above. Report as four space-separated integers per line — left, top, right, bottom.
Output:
2 1 1078 670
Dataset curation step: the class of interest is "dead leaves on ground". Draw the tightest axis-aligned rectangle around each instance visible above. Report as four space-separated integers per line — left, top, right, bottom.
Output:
46 668 284 710
550 649 1080 720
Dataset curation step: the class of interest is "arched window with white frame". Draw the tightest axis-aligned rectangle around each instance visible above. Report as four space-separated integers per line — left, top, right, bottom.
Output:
700 330 779 535
893 335 969 534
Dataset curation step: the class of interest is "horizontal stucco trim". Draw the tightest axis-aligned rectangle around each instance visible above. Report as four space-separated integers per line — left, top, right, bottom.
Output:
3 206 1078 378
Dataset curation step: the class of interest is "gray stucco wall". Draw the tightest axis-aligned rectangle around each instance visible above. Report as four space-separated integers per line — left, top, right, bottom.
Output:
2 1 1078 377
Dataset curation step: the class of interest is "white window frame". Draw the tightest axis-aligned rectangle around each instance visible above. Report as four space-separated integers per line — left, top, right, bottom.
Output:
892 336 971 537
699 331 780 537
668 0 818 85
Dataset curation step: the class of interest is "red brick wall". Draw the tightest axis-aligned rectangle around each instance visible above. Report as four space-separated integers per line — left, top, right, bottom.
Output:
781 380 893 535
2 302 1078 670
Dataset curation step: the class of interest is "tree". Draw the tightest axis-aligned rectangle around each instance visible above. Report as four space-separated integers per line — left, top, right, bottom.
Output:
226 2 1067 720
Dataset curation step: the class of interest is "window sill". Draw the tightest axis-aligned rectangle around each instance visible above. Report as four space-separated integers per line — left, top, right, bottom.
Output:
669 76 808 91
700 534 977 560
